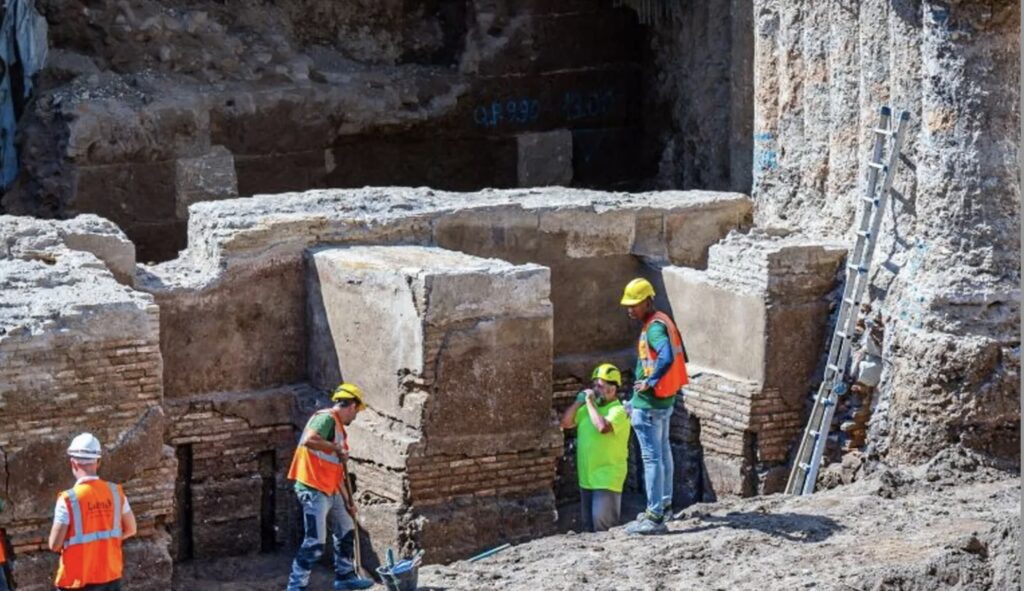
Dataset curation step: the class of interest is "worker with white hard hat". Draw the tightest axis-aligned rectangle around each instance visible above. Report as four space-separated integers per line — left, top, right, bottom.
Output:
48 433 137 591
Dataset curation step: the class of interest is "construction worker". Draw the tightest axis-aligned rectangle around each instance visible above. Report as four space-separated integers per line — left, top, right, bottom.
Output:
559 363 631 532
286 383 373 591
619 278 689 535
49 433 137 591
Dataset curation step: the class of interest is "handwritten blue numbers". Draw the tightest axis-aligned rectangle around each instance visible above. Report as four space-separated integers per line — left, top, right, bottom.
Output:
471 89 619 128
473 99 540 128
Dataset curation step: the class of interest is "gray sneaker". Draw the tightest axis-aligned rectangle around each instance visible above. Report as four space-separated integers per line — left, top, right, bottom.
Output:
632 517 669 535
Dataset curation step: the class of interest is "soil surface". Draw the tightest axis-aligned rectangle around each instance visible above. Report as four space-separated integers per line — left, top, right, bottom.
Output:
174 451 1020 591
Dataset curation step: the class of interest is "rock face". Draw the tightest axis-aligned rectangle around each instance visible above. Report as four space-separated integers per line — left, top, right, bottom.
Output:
745 0 1020 469
308 245 558 562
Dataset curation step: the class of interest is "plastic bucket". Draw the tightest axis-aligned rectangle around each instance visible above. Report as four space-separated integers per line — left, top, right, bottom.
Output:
376 561 419 591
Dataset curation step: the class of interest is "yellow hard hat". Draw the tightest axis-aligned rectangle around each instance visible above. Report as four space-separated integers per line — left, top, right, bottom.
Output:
591 363 622 386
620 278 655 306
332 382 367 410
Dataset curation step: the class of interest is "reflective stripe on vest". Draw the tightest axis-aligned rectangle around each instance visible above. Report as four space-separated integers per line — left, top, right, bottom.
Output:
64 482 122 548
287 409 347 494
639 311 689 398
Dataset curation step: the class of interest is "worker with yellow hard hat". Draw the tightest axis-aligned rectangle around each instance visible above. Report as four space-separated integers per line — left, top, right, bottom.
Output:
286 383 372 591
559 363 631 532
619 278 689 536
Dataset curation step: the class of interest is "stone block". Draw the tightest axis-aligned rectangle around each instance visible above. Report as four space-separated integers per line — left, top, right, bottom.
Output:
306 245 553 455
72 161 177 225
235 150 326 197
702 451 755 499
59 214 137 286
571 127 645 188
176 145 239 219
326 136 518 191
157 259 307 398
517 130 572 187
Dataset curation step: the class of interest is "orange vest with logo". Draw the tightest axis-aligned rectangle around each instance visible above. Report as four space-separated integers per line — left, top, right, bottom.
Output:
287 409 347 495
639 311 689 398
54 480 125 589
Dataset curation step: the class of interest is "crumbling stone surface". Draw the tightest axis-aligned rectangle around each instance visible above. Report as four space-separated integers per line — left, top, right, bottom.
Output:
749 0 1020 469
307 245 559 562
663 230 846 496
0 216 173 590
8 1 652 260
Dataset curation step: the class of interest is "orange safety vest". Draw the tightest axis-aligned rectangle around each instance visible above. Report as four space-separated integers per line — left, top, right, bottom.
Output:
639 311 689 398
0 529 6 564
54 480 125 589
287 409 347 495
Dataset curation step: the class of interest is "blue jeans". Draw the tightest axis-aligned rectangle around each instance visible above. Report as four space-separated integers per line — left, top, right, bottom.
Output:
286 489 355 591
630 406 674 517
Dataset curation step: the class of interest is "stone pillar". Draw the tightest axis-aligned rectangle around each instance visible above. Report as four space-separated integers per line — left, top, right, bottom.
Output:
663 230 845 497
306 245 558 563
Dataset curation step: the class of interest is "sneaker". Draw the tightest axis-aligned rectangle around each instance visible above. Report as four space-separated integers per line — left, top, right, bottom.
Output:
333 572 374 590
625 511 664 534
631 517 669 536
633 510 664 524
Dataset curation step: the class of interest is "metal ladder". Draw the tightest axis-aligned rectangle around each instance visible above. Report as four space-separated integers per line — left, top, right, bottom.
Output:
785 106 910 495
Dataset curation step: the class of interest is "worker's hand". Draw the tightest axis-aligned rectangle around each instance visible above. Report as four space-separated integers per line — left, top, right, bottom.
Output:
345 498 358 517
585 389 597 405
334 444 349 461
575 389 594 404
633 379 650 393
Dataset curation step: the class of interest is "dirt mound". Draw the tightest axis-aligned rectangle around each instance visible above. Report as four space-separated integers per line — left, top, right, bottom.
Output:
417 464 1019 590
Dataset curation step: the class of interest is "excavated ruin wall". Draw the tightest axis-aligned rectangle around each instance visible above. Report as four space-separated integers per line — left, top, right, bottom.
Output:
7 0 651 261
139 187 751 563
0 217 174 591
743 0 1020 468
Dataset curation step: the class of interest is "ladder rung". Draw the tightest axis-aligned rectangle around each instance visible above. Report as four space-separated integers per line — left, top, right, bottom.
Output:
868 162 885 170
873 127 892 136
826 363 841 373
843 297 858 306
836 331 850 339
862 196 879 205
809 430 820 438
847 263 868 273
799 462 811 471
857 230 871 239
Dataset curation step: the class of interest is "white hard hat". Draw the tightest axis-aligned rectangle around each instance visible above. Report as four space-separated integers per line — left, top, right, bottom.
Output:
67 433 102 461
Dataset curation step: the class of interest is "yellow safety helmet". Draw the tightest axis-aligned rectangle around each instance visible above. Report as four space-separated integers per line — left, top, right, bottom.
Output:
591 363 622 386
332 382 367 410
620 278 655 306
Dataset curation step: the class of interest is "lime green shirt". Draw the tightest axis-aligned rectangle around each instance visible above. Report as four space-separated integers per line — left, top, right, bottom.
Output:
631 321 676 410
294 412 339 494
575 399 631 492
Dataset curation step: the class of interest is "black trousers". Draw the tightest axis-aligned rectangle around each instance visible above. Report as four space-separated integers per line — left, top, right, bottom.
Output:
58 580 122 591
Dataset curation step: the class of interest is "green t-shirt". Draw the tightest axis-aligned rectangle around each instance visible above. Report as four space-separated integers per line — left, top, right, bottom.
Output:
631 321 676 410
575 400 631 492
294 412 339 494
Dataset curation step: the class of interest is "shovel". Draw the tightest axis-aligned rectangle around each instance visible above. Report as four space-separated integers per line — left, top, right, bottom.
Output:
342 463 372 580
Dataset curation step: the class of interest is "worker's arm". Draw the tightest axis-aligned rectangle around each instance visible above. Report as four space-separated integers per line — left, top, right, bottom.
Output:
584 392 613 434
122 510 137 540
559 391 590 429
303 431 347 459
638 323 673 391
48 521 68 553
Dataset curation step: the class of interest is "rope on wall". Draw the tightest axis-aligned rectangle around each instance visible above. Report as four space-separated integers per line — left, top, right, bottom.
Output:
613 0 680 25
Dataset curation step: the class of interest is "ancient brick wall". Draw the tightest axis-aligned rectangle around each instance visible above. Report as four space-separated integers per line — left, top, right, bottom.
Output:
0 217 174 591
